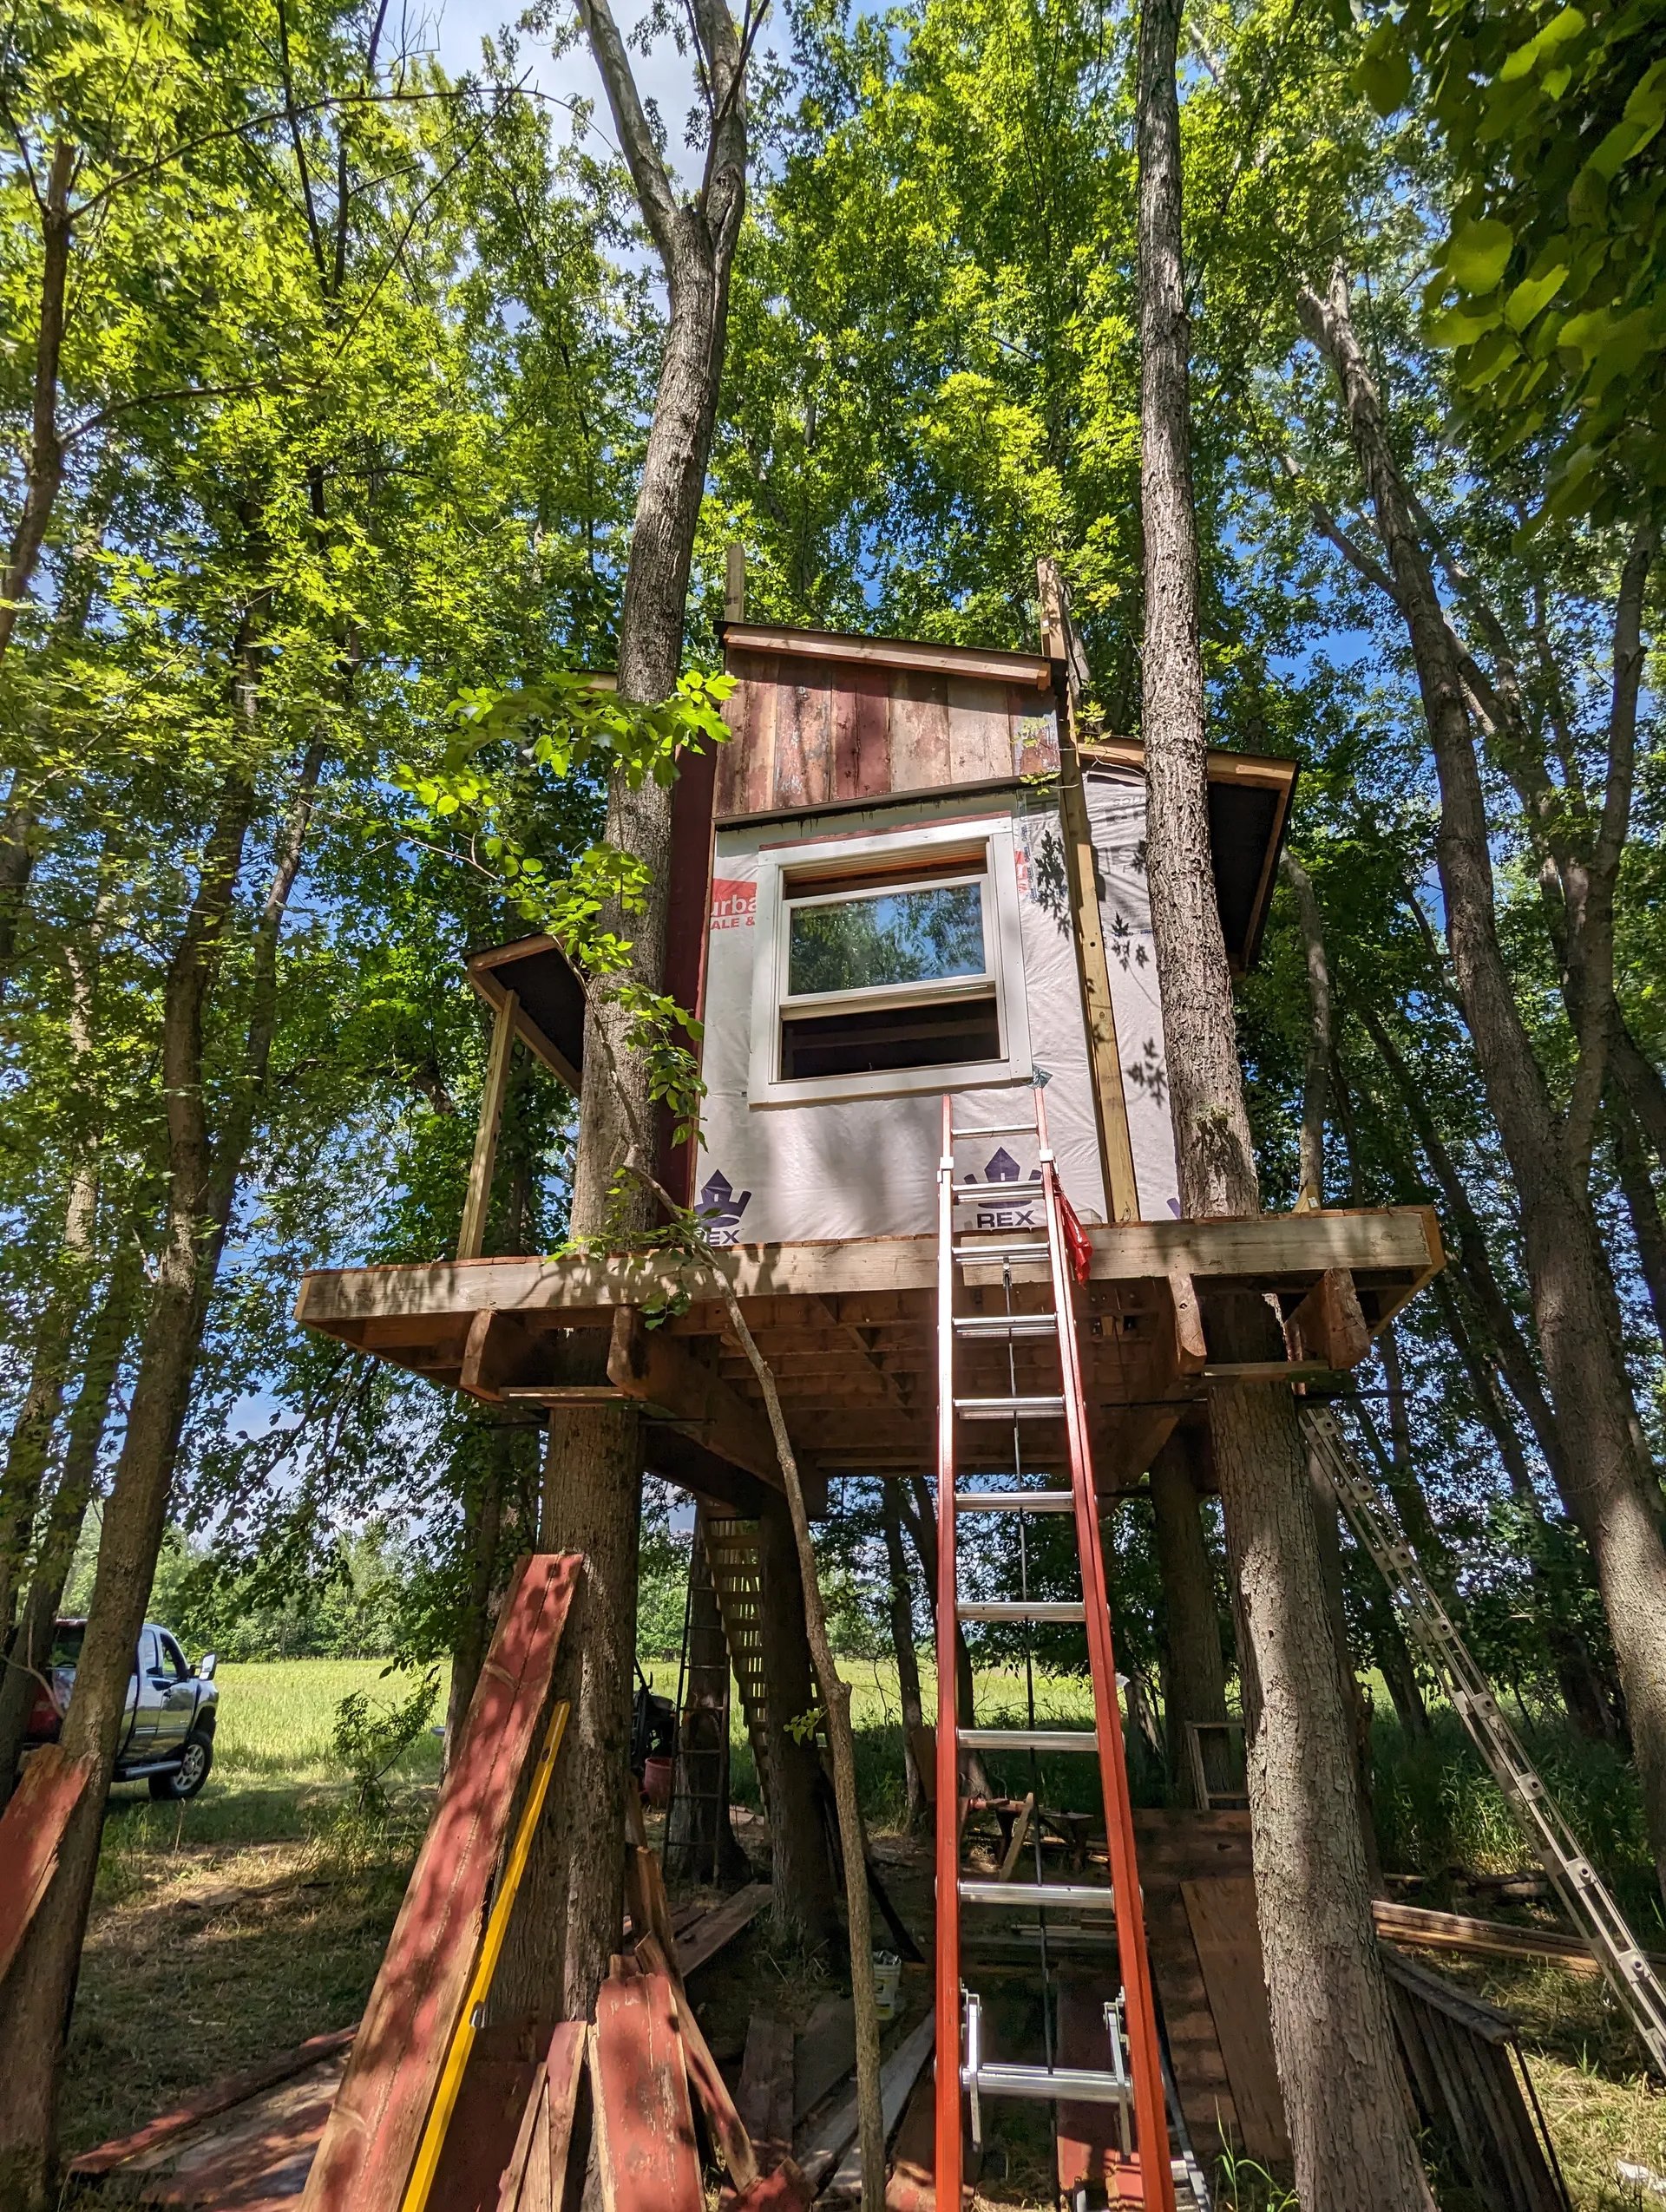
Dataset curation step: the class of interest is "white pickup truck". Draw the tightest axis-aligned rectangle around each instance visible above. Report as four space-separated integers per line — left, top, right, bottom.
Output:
27 1618 219 1798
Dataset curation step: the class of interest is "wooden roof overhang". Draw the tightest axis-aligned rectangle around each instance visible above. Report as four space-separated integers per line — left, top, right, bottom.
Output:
464 935 587 1089
1078 739 1298 973
295 1206 1441 1510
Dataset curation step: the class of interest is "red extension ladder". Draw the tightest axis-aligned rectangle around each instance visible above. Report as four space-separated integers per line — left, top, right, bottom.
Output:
934 1089 1177 2211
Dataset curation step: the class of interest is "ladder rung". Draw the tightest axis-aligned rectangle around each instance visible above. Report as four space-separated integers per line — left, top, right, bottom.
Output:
955 1491 1077 1513
967 2061 1132 2105
958 1601 1086 1624
958 1729 1099 1752
950 1121 1039 1139
952 1313 1057 1338
952 1242 1051 1264
957 1880 1115 1909
955 1396 1066 1419
953 1181 1044 1202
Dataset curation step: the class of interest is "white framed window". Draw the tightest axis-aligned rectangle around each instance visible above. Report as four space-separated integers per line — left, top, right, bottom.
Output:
747 815 1032 1105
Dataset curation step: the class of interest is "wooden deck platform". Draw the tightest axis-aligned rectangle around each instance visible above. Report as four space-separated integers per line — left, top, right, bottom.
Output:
295 1210 1441 1505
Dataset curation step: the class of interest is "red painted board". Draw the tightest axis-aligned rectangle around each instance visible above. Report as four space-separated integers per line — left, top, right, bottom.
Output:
299 1553 583 2212
1054 1978 1145 2204
0 1744 92 1986
730 2160 813 2210
592 1961 703 2212
69 2027 358 2181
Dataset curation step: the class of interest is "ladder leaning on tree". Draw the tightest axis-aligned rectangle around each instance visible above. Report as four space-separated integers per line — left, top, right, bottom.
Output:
934 1086 1180 2210
1303 1403 1666 2080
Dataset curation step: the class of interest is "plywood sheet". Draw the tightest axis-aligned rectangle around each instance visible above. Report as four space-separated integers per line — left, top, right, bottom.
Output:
0 1744 92 1983
1180 1876 1290 2166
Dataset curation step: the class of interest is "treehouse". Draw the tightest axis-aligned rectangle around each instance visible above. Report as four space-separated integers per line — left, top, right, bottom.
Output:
294 613 1442 1517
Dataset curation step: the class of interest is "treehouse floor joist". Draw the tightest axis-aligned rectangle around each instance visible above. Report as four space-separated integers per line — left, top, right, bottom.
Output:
295 1208 1441 1503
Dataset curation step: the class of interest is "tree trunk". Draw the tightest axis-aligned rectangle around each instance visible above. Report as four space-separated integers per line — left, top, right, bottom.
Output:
1137 18 1433 2200
0 937 102 1630
1433 1274 1623 1743
1148 1434 1227 1805
0 643 330 2191
880 1488 927 1829
1302 267 1666 1903
0 141 74 664
666 1508 750 1884
0 1235 143 1801
1281 850 1330 1210
1610 1096 1666 1343
754 1491 839 1950
500 0 750 2025
1307 1455 1383 1892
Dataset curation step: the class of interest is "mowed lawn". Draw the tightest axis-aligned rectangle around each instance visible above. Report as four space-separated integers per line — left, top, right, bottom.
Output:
55 1654 1666 2209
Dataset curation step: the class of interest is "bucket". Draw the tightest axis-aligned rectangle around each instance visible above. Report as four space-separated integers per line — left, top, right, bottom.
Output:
872 1951 902 2020
642 1754 674 1809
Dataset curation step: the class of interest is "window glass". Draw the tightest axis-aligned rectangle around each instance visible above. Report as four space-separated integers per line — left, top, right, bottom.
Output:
159 1633 189 1681
49 1623 84 1669
786 881 985 998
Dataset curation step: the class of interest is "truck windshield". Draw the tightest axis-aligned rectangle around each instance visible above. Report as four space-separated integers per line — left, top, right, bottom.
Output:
49 1624 85 1668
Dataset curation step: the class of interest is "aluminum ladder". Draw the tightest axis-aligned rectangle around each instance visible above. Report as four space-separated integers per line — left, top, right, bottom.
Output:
935 1090 1177 2209
1303 1402 1666 2077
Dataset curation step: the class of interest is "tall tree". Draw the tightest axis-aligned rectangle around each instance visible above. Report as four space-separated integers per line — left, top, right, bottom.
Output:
1134 0 1433 2200
497 0 755 2020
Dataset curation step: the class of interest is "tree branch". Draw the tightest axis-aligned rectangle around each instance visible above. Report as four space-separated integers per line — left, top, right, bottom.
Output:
571 0 679 266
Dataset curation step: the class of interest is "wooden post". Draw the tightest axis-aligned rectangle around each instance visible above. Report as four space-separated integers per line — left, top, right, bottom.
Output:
725 543 746 623
456 990 518 1262
1038 556 1141 1224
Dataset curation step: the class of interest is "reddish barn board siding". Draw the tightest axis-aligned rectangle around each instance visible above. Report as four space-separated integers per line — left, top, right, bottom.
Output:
0 1744 92 1986
592 1963 704 2212
716 646 1059 819
298 1553 582 2212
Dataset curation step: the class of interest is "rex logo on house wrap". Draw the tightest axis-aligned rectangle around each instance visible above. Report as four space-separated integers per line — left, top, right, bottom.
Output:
710 878 756 929
698 1169 752 1247
959 1145 1040 1232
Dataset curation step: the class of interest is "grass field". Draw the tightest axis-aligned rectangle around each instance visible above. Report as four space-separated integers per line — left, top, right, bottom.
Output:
55 1655 1666 2209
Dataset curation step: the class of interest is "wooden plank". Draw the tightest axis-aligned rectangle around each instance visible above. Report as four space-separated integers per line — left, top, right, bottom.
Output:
772 663 833 809
298 1554 581 2212
591 1960 703 2212
428 2027 547 2212
794 1994 856 2124
0 1744 92 1987
1167 1269 1208 1374
886 669 951 794
1371 1897 1656 1977
733 2013 793 2179
638 1936 757 2193
812 2012 935 2201
1180 1876 1290 2167
607 1308 784 1490
1287 1266 1371 1371
1059 735 1140 1224
945 677 1012 784
543 2024 588 2211
69 2027 357 2179
723 623 1053 691
882 2065 936 2211
1054 1976 1143 2205
295 1208 1443 1334
456 991 518 1262
677 1881 771 1977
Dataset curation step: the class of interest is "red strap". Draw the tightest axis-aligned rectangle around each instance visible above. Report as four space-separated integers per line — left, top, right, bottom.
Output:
1056 1182 1092 1285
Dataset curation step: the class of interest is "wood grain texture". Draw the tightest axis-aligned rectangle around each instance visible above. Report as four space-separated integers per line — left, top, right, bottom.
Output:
0 1744 92 1986
733 2012 793 2180
298 1555 581 2212
887 669 951 793
592 1962 703 2212
69 2028 357 2180
1180 1875 1291 2166
945 677 1012 784
676 1880 771 1975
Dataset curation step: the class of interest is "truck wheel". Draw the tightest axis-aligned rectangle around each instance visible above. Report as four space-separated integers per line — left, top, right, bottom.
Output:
150 1731 213 1800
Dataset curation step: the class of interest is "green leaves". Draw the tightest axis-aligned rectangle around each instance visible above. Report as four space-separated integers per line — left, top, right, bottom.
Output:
1445 216 1516 293
1498 6 1584 84
1358 22 1412 115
